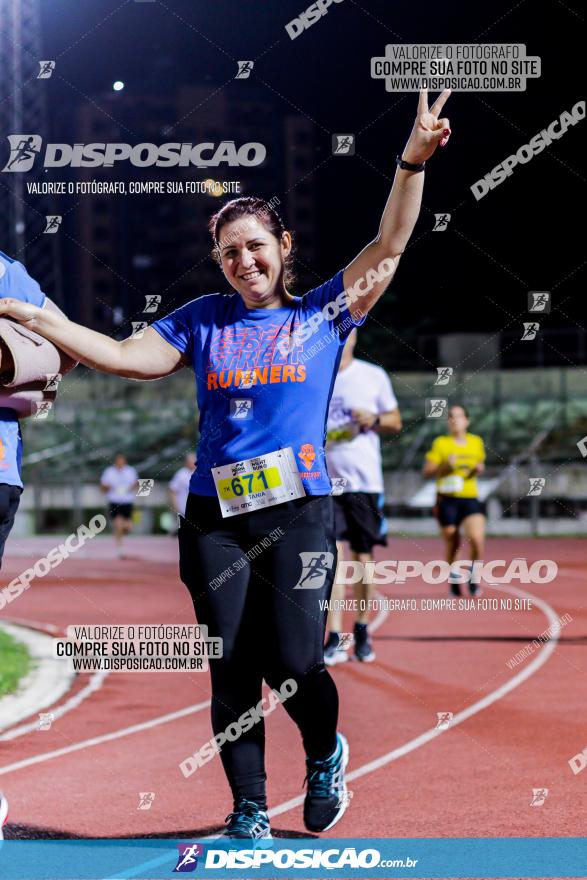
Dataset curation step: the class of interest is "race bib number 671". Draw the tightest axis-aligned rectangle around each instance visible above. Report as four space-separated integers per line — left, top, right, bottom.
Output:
213 448 305 518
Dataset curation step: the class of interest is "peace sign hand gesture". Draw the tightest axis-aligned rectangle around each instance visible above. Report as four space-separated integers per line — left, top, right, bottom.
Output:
402 88 452 165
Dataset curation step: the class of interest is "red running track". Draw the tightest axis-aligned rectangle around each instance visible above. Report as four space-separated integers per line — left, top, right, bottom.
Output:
0 536 585 859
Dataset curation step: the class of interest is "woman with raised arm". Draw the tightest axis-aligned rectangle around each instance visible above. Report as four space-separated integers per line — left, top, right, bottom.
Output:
0 89 451 840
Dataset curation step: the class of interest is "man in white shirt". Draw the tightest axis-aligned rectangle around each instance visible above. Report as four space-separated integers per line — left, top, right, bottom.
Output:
168 452 196 517
100 453 139 557
325 329 402 663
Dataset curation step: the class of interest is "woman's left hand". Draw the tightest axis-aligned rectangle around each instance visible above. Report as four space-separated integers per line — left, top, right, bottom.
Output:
402 88 452 165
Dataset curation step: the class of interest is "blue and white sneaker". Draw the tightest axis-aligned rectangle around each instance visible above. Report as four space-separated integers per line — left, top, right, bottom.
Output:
223 798 272 842
0 792 8 840
303 732 350 832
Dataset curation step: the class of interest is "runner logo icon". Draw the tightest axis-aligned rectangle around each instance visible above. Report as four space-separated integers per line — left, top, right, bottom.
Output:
530 788 548 807
144 294 162 313
433 213 451 231
230 399 253 420
434 367 453 385
426 398 447 418
44 215 62 234
236 61 254 79
137 791 155 810
38 61 56 79
2 135 42 172
332 134 355 155
436 711 453 730
528 291 551 313
38 712 55 731
527 478 546 496
173 843 204 872
521 322 539 340
294 551 334 589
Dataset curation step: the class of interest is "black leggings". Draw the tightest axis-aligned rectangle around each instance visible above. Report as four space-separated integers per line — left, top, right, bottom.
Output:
0 484 22 569
179 493 339 808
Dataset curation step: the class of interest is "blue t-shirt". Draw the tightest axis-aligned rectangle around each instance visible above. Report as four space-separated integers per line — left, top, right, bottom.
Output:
0 251 46 307
0 251 46 488
0 411 23 488
153 270 365 496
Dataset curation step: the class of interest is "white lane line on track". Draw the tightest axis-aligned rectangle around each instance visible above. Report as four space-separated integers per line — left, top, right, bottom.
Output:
0 623 75 733
267 584 560 819
0 593 389 747
0 584 556 795
0 617 109 742
100 583 561 878
0 670 109 742
368 590 389 633
0 699 211 776
1 617 60 634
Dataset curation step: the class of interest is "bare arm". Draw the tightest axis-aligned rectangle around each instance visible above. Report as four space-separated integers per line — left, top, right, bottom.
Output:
378 408 402 433
423 454 456 479
464 461 485 478
343 89 451 320
351 407 402 433
0 299 187 379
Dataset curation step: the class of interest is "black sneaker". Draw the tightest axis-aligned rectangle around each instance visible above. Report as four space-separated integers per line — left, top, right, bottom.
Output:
324 632 349 666
303 732 350 832
353 623 375 662
223 798 272 842
0 792 8 841
467 566 483 596
449 571 462 597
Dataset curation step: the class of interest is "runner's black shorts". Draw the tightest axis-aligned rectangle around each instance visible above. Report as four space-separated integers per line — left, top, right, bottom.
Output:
0 483 22 568
333 491 387 553
435 495 484 527
109 502 134 520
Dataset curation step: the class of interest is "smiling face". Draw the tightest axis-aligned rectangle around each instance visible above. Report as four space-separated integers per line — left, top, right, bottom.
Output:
217 217 292 309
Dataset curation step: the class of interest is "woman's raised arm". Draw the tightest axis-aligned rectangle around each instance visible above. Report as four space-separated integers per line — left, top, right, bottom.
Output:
343 88 451 319
0 298 187 379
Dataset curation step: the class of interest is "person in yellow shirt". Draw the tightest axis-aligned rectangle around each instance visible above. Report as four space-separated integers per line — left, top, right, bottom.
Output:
423 405 486 596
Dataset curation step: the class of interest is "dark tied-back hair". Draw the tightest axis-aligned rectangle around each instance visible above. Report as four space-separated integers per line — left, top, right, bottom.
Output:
449 404 469 418
208 197 295 288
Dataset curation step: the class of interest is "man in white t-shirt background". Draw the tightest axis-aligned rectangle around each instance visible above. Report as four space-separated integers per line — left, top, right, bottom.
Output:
325 329 402 663
100 453 139 557
168 453 196 518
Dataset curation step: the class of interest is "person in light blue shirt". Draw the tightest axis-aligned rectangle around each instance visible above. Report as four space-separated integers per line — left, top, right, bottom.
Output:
0 251 46 566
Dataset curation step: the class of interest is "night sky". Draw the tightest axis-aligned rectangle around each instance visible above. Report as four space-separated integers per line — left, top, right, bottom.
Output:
34 0 585 358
